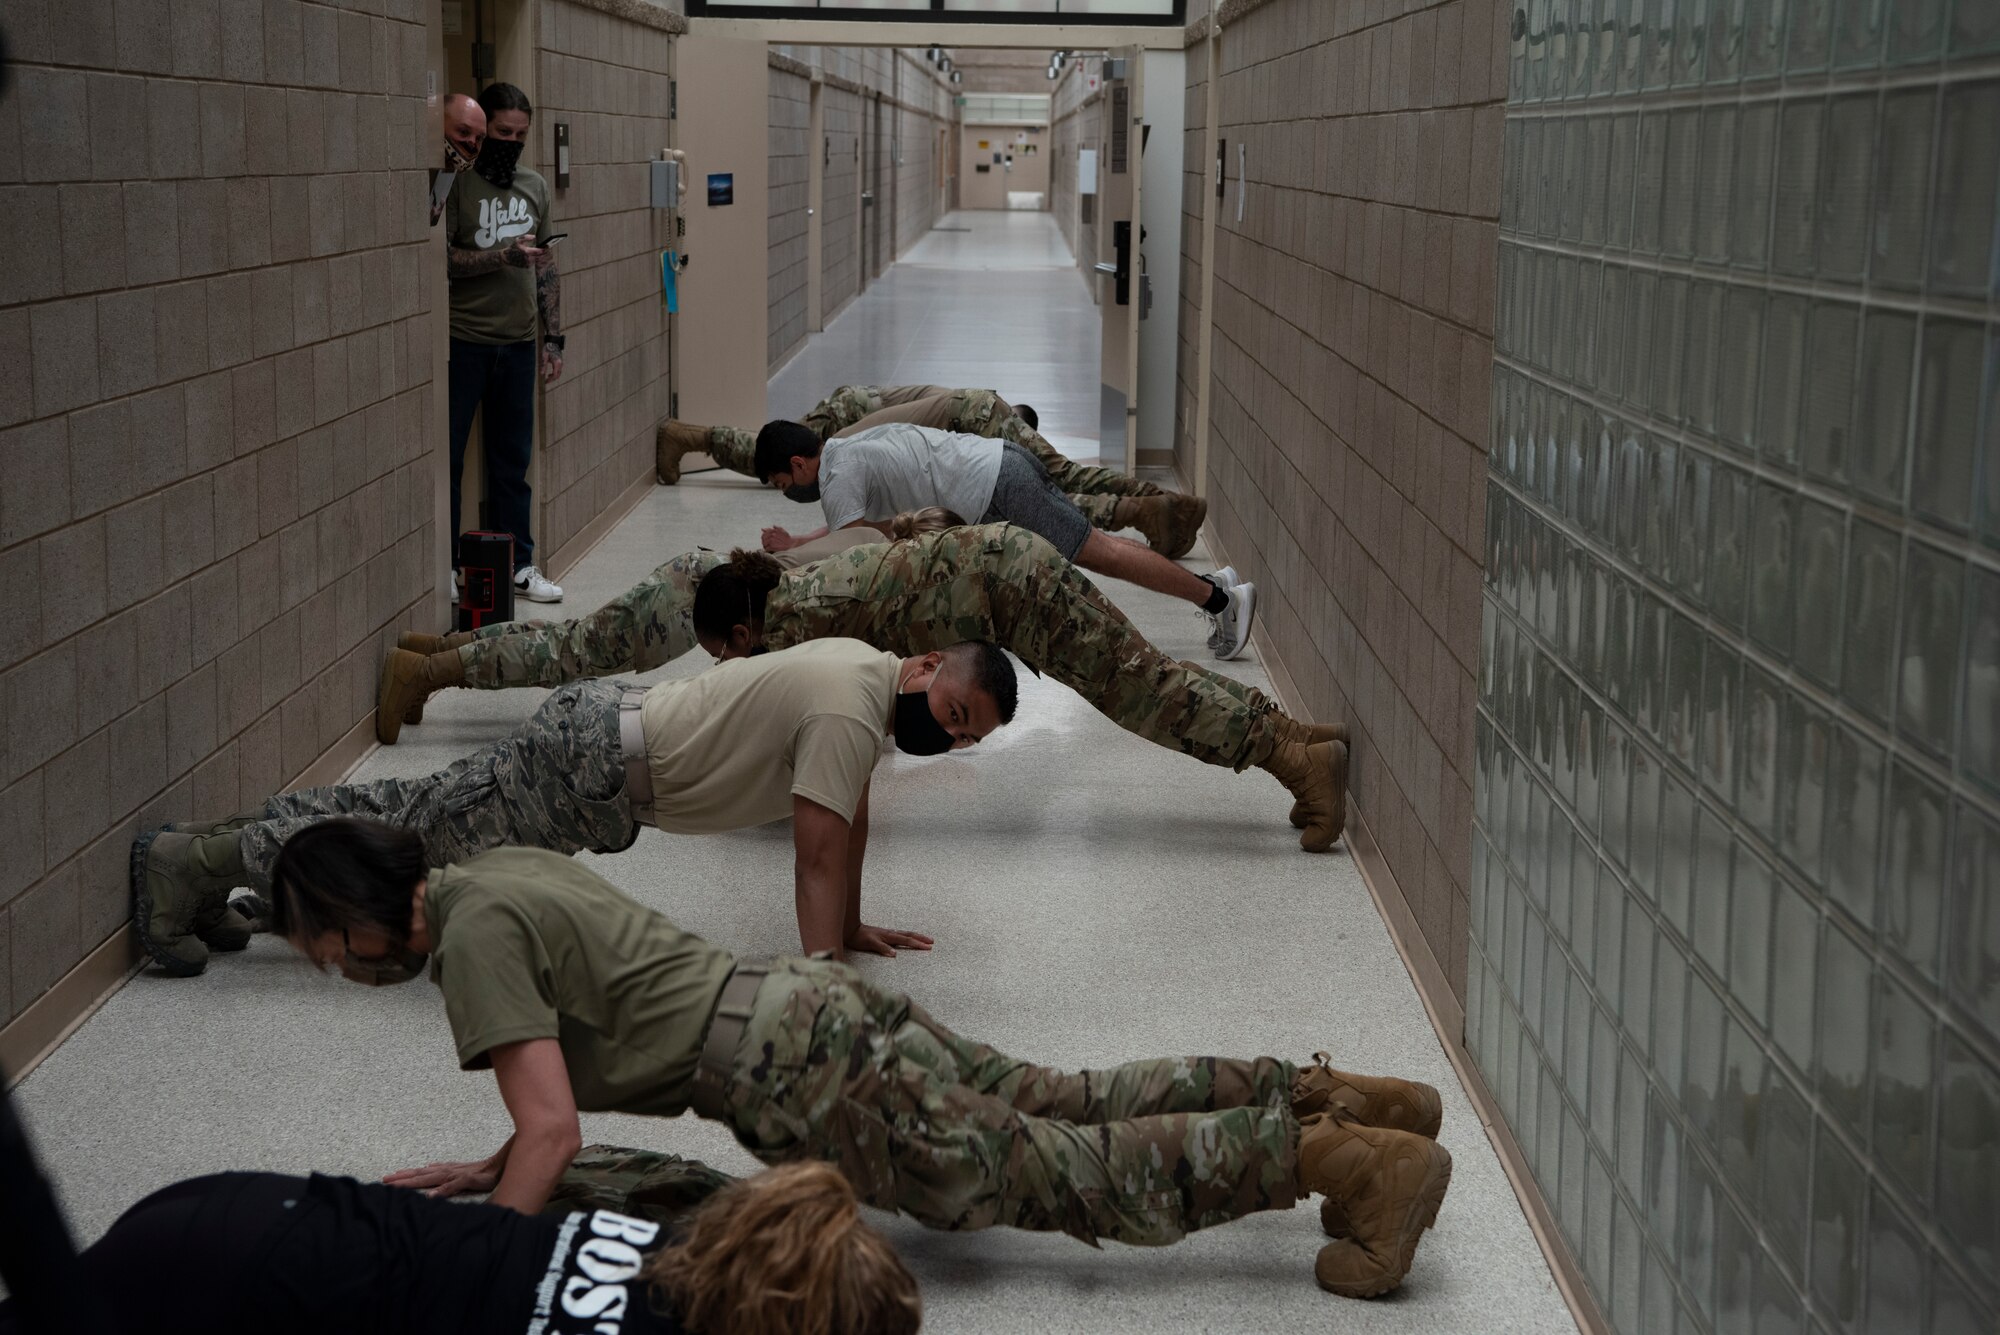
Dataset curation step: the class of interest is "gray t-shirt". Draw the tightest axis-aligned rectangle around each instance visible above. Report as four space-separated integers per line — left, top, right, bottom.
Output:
817 423 1004 531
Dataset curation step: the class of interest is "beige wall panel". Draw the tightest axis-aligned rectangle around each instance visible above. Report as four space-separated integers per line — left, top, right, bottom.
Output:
674 33 768 432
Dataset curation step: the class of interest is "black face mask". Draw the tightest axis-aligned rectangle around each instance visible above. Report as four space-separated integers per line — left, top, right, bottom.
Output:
475 137 525 188
892 688 956 756
784 480 820 503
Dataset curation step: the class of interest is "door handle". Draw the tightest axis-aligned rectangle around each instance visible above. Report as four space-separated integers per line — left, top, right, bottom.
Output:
861 192 875 205
807 208 815 216
1093 262 1119 275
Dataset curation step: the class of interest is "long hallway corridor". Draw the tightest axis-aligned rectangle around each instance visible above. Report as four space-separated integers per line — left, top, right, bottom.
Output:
10 211 1575 1333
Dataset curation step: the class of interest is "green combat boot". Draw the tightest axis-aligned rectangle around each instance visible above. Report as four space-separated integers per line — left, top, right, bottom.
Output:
130 828 252 977
1293 1053 1444 1137
1296 1112 1453 1298
656 420 710 485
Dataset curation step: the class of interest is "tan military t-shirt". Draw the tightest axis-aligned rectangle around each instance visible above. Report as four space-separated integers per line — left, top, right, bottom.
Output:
638 637 895 831
422 846 735 1117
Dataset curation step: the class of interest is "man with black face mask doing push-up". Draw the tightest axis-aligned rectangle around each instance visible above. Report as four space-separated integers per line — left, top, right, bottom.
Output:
129 639 1019 977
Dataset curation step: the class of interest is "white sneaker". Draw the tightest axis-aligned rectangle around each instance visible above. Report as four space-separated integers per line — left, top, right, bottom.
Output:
514 566 564 603
1209 582 1256 661
1208 566 1239 590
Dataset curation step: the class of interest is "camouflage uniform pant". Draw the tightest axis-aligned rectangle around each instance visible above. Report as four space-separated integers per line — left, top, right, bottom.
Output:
543 1146 736 1225
767 523 1283 770
717 957 1300 1245
706 383 1161 523
458 552 725 688
235 680 638 888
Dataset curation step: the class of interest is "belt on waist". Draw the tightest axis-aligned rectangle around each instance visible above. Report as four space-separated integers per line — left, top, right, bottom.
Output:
690 961 771 1122
616 686 652 824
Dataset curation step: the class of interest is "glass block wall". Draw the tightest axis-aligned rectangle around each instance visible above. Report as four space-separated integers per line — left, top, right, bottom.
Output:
1468 2 1999 1333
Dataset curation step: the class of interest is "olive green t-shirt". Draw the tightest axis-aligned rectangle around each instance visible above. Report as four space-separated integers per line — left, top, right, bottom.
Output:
422 847 735 1117
638 638 895 834
444 166 552 345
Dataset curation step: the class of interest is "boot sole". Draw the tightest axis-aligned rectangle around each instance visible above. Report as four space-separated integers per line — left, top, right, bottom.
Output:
1316 1149 1453 1299
1163 498 1208 559
1301 740 1349 853
129 829 205 979
374 659 408 746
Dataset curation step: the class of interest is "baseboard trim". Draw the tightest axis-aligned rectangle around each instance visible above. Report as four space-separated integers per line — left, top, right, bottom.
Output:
0 931 142 1088
1201 519 1605 1335
545 466 655 583
4 670 391 1088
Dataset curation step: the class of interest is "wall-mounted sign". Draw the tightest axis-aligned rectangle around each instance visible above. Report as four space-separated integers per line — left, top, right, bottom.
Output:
707 172 733 206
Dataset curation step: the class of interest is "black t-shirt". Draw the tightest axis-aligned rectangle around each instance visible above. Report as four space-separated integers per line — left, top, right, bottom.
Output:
0 1173 682 1335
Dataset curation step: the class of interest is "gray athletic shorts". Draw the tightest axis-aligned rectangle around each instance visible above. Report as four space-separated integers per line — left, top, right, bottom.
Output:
979 442 1092 560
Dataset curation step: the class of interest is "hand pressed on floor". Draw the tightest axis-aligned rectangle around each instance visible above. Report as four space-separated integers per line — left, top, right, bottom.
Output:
846 923 935 957
384 1159 501 1198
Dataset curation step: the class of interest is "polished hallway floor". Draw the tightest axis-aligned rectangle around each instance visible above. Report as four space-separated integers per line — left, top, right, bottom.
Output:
10 215 1576 1334
769 211 1102 458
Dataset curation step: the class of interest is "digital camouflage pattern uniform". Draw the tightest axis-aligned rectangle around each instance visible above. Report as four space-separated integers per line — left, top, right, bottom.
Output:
234 680 638 887
715 956 1301 1245
545 1145 736 1225
453 526 1285 771
703 384 1163 528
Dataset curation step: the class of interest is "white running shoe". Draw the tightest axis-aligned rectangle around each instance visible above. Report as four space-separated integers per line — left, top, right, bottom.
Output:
1209 582 1256 661
514 566 564 603
1208 566 1239 589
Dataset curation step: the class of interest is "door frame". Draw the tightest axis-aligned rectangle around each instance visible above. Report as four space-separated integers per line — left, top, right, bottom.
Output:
808 79 825 332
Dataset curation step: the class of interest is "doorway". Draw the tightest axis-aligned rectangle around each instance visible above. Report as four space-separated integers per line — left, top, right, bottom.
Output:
436 0 535 576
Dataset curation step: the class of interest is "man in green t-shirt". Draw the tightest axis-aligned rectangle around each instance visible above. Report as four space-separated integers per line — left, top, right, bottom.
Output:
266 827 1453 1300
444 81 565 605
130 640 1019 975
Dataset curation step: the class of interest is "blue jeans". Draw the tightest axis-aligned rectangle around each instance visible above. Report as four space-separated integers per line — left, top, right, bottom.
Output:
448 337 537 571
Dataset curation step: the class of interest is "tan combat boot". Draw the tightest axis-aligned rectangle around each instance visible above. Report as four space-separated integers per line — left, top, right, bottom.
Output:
394 632 478 723
375 648 467 745
131 829 251 977
656 419 711 485
1296 1112 1453 1298
1112 493 1209 559
397 630 478 655
1294 1053 1444 1137
1269 716 1351 829
1258 737 1348 852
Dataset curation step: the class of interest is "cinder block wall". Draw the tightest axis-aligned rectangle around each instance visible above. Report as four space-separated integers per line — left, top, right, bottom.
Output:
1048 62 1098 284
1175 33 1210 474
764 48 955 370
1181 0 1507 1005
821 85 863 317
768 64 811 371
0 1 437 1023
535 0 675 562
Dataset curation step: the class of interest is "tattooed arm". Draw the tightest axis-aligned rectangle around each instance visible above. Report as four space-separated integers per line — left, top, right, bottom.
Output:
534 253 563 340
447 239 536 278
